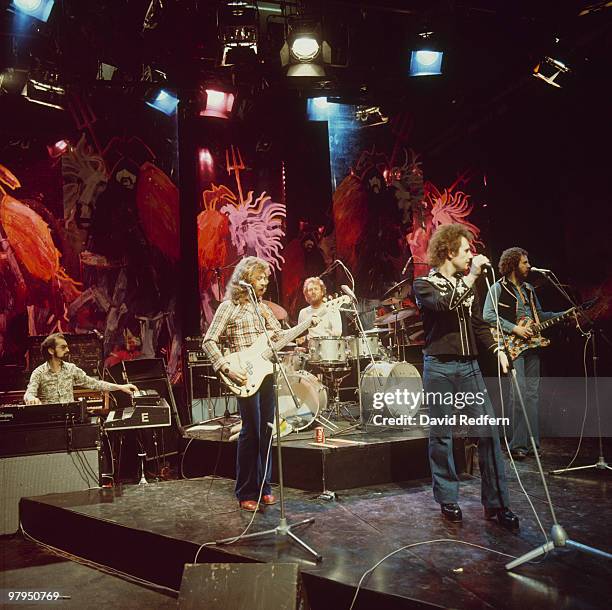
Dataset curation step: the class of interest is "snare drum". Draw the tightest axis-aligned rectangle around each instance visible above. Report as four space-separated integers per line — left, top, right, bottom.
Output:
277 370 327 431
346 335 381 359
308 337 348 366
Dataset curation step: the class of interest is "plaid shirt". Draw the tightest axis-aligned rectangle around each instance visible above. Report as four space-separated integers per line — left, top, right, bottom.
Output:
202 300 285 371
24 361 117 404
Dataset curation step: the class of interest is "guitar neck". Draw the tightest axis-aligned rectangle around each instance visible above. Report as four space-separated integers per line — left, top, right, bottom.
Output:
533 308 575 333
272 317 312 352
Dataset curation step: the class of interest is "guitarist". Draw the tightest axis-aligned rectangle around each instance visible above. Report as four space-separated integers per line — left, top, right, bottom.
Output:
202 256 315 512
483 247 564 460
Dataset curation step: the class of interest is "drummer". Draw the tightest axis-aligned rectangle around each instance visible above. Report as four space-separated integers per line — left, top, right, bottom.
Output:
296 277 342 343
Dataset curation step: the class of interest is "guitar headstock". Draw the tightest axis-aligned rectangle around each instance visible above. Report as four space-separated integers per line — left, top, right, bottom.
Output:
322 294 352 311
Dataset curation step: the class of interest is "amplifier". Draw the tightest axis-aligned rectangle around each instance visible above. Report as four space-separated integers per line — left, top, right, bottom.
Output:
27 333 103 375
184 336 205 351
186 350 209 364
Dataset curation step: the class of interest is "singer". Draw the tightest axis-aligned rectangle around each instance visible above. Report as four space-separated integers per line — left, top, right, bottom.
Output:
483 247 564 460
202 256 290 511
413 224 519 530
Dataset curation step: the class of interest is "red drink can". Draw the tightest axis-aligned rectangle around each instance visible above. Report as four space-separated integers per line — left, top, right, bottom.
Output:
315 426 325 443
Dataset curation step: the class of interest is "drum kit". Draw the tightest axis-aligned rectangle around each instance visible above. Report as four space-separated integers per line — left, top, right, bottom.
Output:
267 277 425 434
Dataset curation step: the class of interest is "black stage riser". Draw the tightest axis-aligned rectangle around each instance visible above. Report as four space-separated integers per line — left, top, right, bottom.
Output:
180 436 461 492
19 497 433 609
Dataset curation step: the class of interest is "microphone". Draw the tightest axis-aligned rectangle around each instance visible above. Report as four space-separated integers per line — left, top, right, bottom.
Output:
340 284 357 301
319 260 340 277
238 280 252 289
530 266 551 274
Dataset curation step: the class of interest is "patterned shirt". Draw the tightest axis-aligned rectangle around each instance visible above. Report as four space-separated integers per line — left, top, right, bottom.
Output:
24 361 118 404
202 300 285 371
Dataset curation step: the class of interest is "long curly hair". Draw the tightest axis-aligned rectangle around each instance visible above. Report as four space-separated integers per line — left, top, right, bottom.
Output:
224 256 270 304
427 223 474 268
498 247 528 276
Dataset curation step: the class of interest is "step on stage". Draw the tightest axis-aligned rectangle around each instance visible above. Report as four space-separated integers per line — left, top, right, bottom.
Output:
17 440 611 609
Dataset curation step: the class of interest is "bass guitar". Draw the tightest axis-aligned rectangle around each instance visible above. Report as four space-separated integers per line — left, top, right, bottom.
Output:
491 299 595 360
219 294 350 397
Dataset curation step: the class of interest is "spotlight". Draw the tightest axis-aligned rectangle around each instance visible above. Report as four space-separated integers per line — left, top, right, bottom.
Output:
355 105 389 127
533 56 570 88
218 1 258 66
200 88 235 119
280 18 331 78
47 138 70 160
22 72 65 110
11 0 55 23
145 89 178 115
410 30 443 76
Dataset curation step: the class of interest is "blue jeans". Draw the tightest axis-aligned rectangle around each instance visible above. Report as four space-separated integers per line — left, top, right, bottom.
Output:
509 350 540 452
423 355 510 509
235 375 274 501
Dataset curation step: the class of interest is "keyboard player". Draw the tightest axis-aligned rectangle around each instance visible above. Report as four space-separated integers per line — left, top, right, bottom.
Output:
24 333 138 405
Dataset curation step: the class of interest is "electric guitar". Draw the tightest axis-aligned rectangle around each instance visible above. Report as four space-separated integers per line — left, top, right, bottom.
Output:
491 299 596 360
219 294 351 397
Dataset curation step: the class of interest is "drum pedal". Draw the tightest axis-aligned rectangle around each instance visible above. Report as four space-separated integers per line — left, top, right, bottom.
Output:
318 490 337 501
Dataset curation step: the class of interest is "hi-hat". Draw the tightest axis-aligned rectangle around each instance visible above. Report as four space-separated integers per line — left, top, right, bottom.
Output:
263 300 288 320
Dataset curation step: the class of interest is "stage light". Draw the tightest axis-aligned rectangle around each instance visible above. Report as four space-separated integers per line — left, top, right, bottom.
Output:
47 139 70 160
355 105 389 127
410 30 443 76
218 1 258 66
313 97 328 109
11 0 55 23
280 18 331 78
291 36 320 61
22 72 65 109
533 56 570 88
145 89 178 115
200 88 235 119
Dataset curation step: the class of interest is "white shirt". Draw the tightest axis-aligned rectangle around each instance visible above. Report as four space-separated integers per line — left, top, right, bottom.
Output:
298 304 342 338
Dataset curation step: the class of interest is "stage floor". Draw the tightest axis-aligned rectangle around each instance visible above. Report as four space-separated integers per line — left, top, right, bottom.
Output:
7 438 612 609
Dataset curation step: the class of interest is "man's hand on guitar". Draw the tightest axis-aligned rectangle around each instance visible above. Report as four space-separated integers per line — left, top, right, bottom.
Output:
513 323 533 339
498 351 509 374
223 365 247 386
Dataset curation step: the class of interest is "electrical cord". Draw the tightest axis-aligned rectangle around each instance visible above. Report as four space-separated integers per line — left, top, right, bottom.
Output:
349 538 517 610
20 526 179 596
193 426 274 562
484 267 549 543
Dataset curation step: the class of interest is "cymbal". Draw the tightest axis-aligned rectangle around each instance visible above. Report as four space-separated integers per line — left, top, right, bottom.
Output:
382 278 412 301
374 307 418 325
262 300 288 320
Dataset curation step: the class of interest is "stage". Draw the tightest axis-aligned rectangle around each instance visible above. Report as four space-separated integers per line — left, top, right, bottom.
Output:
6 438 611 609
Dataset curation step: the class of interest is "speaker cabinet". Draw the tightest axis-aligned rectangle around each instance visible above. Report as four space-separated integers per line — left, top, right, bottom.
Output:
178 563 309 610
0 447 100 535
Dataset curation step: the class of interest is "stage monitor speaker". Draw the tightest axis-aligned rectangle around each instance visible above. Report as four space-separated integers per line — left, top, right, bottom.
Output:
0 448 100 535
178 563 309 610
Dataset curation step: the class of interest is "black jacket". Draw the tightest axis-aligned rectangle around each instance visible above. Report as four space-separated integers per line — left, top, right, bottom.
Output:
414 270 497 357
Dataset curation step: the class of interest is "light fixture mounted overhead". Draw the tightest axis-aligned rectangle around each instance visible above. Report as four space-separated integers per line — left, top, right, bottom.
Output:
217 1 259 66
410 29 444 77
280 17 331 78
11 0 55 23
533 56 570 88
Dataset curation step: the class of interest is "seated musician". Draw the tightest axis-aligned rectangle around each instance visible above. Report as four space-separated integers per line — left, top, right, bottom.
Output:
296 277 342 344
23 333 138 405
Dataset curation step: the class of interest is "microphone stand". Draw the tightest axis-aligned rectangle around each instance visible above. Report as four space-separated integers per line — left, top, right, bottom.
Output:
535 270 612 476
483 274 612 570
215 284 322 562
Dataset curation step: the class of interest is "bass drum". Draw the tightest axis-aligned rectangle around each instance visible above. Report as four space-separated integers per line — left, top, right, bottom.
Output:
360 361 422 417
277 370 327 431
